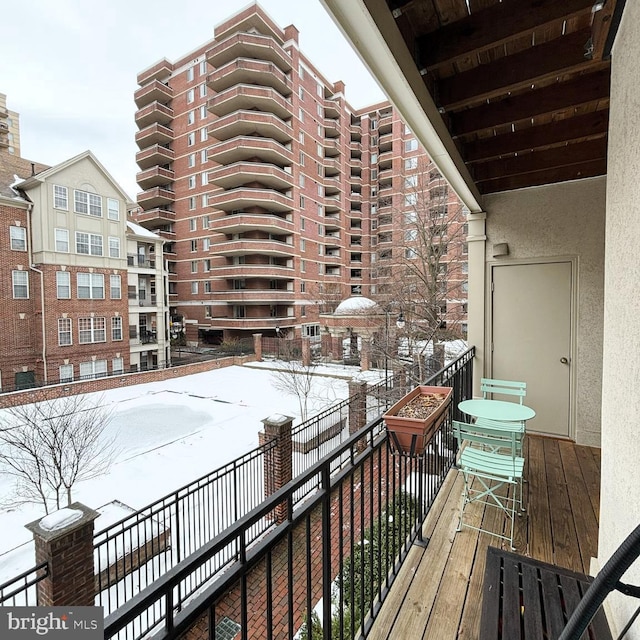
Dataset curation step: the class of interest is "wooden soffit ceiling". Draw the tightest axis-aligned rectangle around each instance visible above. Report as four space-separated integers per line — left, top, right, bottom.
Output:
385 0 620 193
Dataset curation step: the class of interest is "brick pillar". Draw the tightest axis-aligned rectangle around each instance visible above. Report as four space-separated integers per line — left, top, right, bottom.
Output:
253 333 263 362
348 380 367 452
360 339 371 371
25 503 99 606
301 338 311 367
259 414 293 524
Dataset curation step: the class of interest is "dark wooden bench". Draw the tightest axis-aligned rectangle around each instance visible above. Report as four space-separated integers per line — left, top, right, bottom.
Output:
480 546 612 639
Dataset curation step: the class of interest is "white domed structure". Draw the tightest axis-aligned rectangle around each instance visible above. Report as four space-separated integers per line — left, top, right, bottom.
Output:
334 296 380 316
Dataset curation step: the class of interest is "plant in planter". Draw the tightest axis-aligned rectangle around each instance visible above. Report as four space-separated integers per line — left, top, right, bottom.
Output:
384 385 453 455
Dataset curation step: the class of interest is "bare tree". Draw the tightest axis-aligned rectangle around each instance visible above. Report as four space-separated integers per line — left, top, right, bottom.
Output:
270 340 320 422
0 393 118 513
371 158 468 383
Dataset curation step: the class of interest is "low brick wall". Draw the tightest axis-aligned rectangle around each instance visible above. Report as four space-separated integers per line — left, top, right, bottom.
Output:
0 354 256 409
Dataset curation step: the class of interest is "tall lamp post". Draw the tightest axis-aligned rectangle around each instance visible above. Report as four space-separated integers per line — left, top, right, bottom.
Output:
385 312 405 391
275 325 280 359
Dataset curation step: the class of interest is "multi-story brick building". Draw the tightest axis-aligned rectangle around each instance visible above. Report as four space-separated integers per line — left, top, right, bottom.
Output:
0 92 20 156
0 143 170 391
133 3 467 345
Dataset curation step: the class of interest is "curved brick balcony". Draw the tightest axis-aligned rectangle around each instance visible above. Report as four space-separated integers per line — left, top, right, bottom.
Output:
209 213 293 235
134 80 173 109
208 110 293 144
213 239 295 258
135 123 173 150
208 289 295 303
207 58 291 96
208 161 293 191
207 85 292 121
208 187 293 213
136 166 175 190
213 264 293 279
135 145 174 170
134 101 173 128
207 32 291 73
207 136 293 168
137 187 175 209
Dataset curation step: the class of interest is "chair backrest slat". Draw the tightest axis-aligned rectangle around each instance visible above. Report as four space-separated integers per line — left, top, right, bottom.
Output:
453 420 520 464
481 378 526 404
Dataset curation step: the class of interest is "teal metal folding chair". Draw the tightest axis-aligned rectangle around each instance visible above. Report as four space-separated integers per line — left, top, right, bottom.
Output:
454 420 525 550
478 378 528 455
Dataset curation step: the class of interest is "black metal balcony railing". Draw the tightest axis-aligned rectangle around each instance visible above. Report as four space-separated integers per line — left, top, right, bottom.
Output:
104 348 474 640
0 561 48 606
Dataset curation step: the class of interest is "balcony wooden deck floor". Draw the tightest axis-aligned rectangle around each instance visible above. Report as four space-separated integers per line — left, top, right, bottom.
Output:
370 436 601 640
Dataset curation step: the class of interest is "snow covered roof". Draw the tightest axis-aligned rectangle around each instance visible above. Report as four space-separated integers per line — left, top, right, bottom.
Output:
334 296 380 316
127 220 162 240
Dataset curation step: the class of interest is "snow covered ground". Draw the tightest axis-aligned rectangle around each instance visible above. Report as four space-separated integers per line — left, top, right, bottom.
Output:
0 362 383 584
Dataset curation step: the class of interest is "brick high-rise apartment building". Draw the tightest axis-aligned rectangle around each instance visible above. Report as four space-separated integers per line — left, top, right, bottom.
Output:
0 124 170 390
133 3 467 344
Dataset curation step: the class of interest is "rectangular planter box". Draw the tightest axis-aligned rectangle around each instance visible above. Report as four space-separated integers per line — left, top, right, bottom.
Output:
384 385 453 455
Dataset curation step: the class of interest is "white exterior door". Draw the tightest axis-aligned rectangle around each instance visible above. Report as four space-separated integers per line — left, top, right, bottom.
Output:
491 261 573 437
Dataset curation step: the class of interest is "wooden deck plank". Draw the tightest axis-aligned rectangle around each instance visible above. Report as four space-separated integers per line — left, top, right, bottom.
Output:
558 440 600 572
370 438 602 640
574 443 601 519
543 438 583 572
526 436 553 562
366 471 460 640
392 474 473 640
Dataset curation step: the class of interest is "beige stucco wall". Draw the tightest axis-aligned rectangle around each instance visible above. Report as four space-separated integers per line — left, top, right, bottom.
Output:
481 177 606 446
598 1 640 636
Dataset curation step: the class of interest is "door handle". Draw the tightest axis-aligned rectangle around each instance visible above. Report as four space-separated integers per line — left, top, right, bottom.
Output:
560 357 570 364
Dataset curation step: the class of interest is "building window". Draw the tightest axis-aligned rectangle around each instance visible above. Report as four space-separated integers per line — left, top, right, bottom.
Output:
108 237 120 258
204 281 211 293
202 215 210 229
300 238 306 251
199 60 207 75
405 193 418 206
201 149 207 163
187 66 194 82
299 151 305 166
299 174 305 187
204 305 212 318
201 172 208 186
370 153 378 164
189 197 196 210
191 260 198 273
370 118 378 130
199 84 207 98
300 195 305 209
188 153 196 168
191 239 197 252
112 316 123 341
107 198 120 220
12 270 28 299
200 105 207 121
110 274 121 299
204 259 211 271
79 359 107 380
188 110 195 125
405 175 418 188
54 185 68 210
405 157 418 170
10 226 26 251
112 357 124 374
189 218 197 231
59 364 73 382
191 281 198 294
317 143 323 157
203 238 210 251
233 305 245 318
301 218 305 230
188 176 196 189
77 272 105 299
58 318 72 346
201 194 208 207
187 88 195 103
75 232 103 256
74 190 102 216
56 271 71 298
55 228 69 252
405 138 418 152
78 317 106 344
299 107 304 122
187 132 195 146
200 127 208 142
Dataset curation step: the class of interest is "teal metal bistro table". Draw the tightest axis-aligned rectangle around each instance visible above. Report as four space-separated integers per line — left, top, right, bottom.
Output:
458 399 536 424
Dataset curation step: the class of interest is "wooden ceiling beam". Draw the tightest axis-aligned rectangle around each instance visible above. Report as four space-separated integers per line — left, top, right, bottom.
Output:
450 66 610 137
463 111 609 162
591 0 619 61
471 138 608 182
438 29 594 111
418 0 595 69
478 158 606 193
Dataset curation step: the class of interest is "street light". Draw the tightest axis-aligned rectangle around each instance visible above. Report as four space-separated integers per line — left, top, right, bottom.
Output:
385 312 405 391
275 326 280 359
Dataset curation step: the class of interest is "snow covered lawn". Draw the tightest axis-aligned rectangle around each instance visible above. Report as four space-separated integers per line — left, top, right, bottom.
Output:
0 363 381 583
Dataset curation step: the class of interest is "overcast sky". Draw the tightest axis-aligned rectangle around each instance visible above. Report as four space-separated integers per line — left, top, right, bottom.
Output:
2 0 385 200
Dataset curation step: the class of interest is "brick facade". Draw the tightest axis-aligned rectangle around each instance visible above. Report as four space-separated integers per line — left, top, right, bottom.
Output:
133 4 468 346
